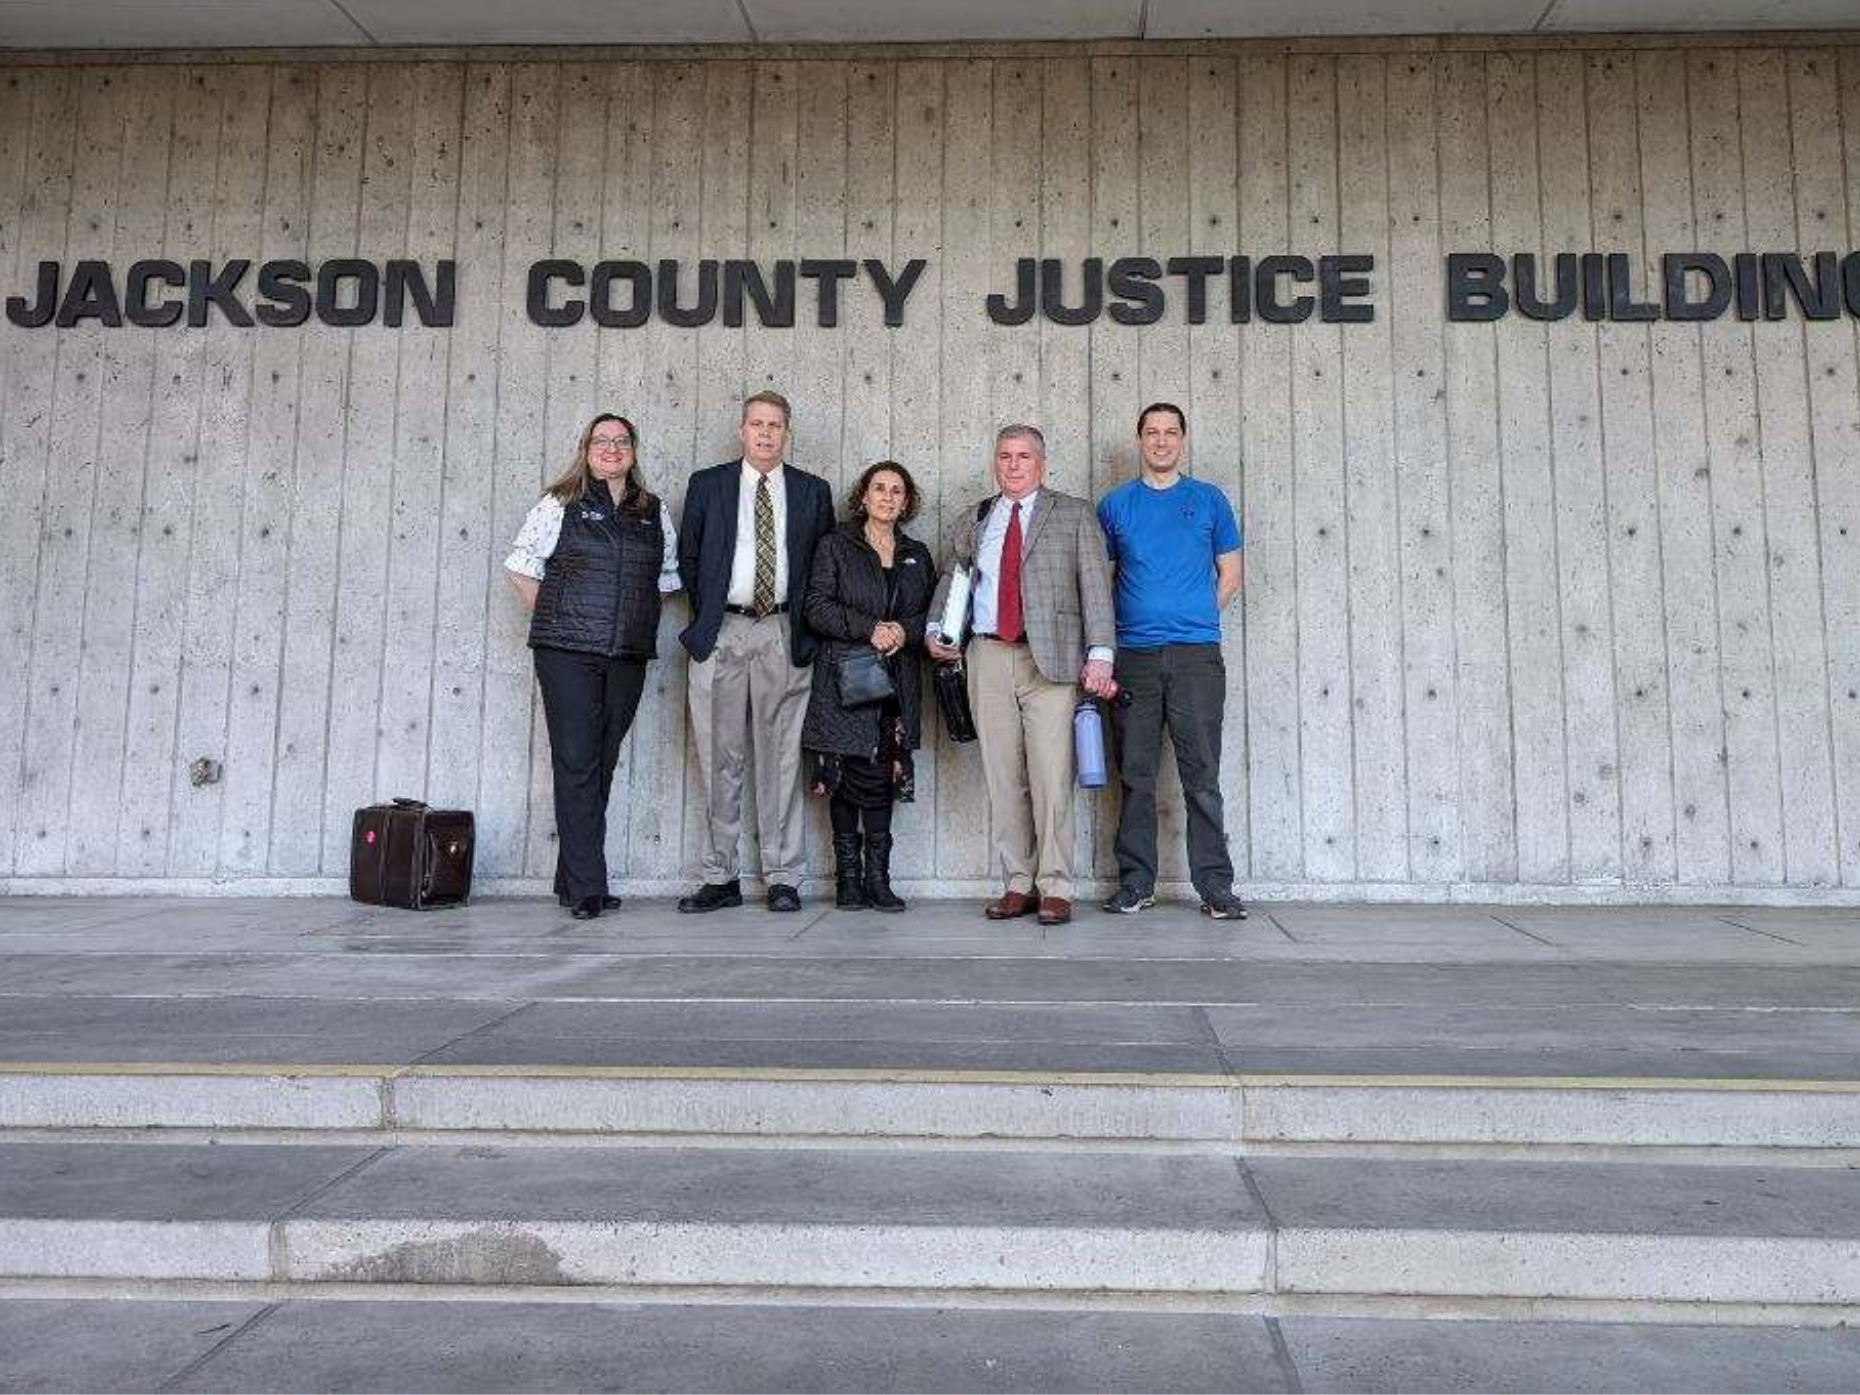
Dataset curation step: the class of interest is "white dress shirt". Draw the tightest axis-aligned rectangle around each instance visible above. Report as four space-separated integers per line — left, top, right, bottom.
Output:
971 489 1040 636
971 487 1110 664
725 460 789 607
504 493 681 592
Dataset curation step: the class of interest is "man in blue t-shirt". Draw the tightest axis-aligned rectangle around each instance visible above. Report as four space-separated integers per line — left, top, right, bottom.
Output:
1096 403 1246 919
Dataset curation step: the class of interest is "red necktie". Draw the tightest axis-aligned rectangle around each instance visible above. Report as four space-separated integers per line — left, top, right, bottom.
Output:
996 501 1024 643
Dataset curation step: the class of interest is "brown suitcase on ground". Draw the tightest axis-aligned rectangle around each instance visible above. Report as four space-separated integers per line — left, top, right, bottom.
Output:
349 798 475 909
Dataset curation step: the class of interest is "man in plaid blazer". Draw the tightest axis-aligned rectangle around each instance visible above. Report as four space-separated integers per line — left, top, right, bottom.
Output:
928 425 1117 925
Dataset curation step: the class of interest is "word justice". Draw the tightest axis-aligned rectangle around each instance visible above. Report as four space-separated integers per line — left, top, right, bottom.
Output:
985 255 1376 325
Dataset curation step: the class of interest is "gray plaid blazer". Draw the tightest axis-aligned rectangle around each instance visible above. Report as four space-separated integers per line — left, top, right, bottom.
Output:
930 489 1116 685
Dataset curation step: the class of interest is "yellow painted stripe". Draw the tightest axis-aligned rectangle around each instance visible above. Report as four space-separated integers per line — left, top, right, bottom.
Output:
0 1060 1857 1094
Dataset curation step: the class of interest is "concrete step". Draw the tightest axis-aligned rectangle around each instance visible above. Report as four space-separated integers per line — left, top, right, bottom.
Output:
5 1060 1860 1152
6 1297 1860 1393
3 1141 1858 1313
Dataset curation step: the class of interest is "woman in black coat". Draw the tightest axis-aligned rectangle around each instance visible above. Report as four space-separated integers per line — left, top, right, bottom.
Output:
801 461 936 912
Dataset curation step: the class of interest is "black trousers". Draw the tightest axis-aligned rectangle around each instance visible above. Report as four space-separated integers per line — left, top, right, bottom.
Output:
1111 643 1235 900
534 646 648 902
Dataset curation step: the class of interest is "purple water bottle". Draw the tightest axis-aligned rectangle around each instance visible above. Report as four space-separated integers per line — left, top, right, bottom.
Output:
1074 699 1108 789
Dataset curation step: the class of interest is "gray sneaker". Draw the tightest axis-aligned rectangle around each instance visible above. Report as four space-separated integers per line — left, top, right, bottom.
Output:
1200 892 1248 920
1100 887 1155 915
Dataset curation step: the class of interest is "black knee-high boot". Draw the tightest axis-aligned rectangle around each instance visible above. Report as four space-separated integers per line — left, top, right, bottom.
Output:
863 832 905 912
833 832 866 908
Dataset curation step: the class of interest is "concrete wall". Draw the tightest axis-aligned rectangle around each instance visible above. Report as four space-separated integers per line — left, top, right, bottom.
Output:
2 36 1859 902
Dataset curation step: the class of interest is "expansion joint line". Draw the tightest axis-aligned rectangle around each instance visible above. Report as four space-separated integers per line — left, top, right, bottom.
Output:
156 1302 281 1393
1264 1316 1306 1395
1233 1154 1280 1296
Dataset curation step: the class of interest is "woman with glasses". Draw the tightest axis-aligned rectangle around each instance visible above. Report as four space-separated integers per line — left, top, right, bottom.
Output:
505 414 680 919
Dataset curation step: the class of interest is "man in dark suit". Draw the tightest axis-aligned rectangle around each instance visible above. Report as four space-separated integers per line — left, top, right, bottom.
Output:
677 390 836 912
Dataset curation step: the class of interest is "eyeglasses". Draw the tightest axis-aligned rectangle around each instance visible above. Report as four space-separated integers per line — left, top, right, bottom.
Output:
589 435 633 451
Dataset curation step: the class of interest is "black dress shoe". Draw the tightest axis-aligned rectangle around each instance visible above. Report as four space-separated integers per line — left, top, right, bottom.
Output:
677 879 744 914
766 882 802 913
569 897 603 920
559 894 622 911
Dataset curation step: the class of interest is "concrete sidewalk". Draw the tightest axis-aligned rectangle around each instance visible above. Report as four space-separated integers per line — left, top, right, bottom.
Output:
3 896 1859 1082
9 1299 1860 1393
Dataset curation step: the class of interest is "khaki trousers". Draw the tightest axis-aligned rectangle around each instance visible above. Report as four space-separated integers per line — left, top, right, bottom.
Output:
967 636 1078 899
688 611 812 885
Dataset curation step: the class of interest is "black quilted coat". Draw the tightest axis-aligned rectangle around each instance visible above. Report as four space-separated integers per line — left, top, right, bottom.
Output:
800 521 936 758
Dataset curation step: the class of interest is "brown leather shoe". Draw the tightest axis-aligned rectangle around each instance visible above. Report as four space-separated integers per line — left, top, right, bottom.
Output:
1036 896 1073 926
984 890 1038 920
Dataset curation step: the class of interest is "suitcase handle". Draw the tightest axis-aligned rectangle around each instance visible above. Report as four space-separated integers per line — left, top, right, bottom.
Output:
390 797 428 810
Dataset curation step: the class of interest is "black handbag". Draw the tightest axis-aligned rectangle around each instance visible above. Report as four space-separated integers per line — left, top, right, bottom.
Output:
838 646 896 707
932 659 977 743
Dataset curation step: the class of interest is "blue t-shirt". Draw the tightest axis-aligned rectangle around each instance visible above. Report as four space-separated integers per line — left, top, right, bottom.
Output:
1097 476 1242 648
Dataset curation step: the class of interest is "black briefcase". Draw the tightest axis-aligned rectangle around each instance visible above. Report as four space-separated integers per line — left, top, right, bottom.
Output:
932 659 978 744
349 798 475 910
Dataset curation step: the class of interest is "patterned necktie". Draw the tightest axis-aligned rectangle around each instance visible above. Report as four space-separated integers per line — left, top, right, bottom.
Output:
996 500 1024 643
752 474 776 617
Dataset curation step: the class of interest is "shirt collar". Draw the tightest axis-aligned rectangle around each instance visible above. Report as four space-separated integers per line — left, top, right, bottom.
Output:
741 459 784 485
999 487 1039 514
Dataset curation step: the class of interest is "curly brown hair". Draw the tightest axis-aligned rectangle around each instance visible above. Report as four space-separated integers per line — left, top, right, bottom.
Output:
846 460 921 525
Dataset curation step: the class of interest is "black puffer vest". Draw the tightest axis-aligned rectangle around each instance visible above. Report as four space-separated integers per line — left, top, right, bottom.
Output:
528 485 664 659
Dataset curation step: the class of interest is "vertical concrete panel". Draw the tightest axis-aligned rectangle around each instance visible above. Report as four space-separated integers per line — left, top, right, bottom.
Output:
65 68 176 874
640 63 705 881
1788 49 1860 886
0 68 67 877
891 60 945 883
428 63 509 825
1688 49 1784 886
934 59 994 883
116 67 223 876
1186 56 1248 879
1238 53 1302 882
844 59 904 864
1538 51 1625 885
1038 57 1091 504
844 59 896 477
1087 55 1138 881
267 64 367 875
1842 48 1860 883
1591 52 1679 886
794 61 849 885
989 58 1041 434
374 62 465 807
207 65 301 876
1639 50 1733 887
1289 55 1354 882
1338 54 1408 884
1038 56 1095 883
14 71 125 876
1741 50 1841 886
477 62 557 879
1439 52 1516 884
587 61 662 878
1133 55 1193 884
1386 55 1460 884
521 61 612 882
1488 54 1570 886
322 64 415 873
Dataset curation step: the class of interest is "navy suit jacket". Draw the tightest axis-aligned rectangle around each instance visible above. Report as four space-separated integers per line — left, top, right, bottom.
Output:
677 460 837 666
